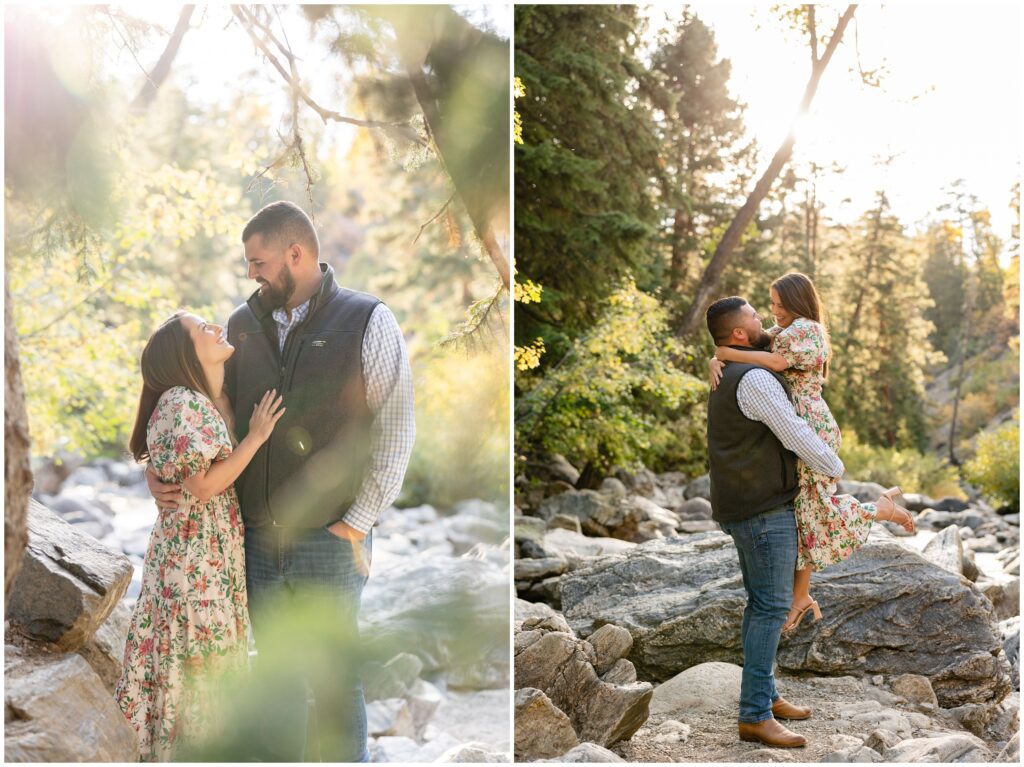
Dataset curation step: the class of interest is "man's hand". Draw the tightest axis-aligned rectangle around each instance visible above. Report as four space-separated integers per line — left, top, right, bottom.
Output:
146 464 182 511
326 520 370 575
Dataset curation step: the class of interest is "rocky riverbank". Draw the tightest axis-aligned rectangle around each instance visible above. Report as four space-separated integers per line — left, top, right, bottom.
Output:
514 455 1020 762
7 456 511 763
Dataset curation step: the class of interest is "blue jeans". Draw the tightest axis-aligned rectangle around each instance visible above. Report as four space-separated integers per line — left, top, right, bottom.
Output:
245 524 372 762
720 504 797 724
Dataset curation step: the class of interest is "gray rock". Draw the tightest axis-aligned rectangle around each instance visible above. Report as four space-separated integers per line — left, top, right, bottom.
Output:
862 728 902 753
538 491 620 537
996 730 1019 762
965 533 1004 553
436 742 509 762
542 529 635 566
1000 617 1019 689
516 598 558 626
599 478 628 498
922 524 967 577
889 673 938 706
682 474 710 501
515 631 652 746
76 600 131 691
514 687 578 761
837 702 912 739
836 480 887 503
917 509 958 530
407 678 444 735
931 497 972 512
542 742 626 762
522 614 574 636
547 455 581 486
370 735 422 762
617 496 679 542
515 515 548 544
978 581 1019 622
444 513 506 555
367 697 415 738
547 514 583 534
677 520 719 534
6 501 133 651
515 557 568 582
649 662 741 717
948 702 992 737
600 658 637 685
882 732 990 762
63 465 109 488
962 549 980 582
674 497 713 521
587 624 633 674
823 732 883 763
5 648 138 761
558 531 1011 706
901 493 936 512
361 551 507 685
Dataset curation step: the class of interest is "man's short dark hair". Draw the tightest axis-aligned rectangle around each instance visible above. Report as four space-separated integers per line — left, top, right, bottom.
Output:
242 200 319 257
706 296 748 344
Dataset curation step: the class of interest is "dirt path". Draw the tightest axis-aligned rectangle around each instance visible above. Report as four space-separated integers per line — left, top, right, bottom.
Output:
612 673 1009 763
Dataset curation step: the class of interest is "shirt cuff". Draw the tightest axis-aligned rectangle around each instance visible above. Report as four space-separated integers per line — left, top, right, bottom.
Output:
342 504 378 535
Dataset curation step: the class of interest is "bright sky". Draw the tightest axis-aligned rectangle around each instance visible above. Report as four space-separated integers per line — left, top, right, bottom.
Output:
646 3 1021 254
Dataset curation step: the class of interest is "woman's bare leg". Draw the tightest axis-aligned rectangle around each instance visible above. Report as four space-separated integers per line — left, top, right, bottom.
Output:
783 566 815 631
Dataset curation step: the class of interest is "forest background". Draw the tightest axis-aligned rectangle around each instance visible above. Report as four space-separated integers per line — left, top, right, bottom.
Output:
514 4 1020 509
5 3 511 520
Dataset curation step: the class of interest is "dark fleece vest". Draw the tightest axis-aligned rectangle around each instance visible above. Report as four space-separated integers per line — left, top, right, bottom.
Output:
707 361 799 524
225 263 381 528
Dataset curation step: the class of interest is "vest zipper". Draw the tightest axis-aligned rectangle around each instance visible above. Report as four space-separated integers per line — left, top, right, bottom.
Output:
266 302 317 527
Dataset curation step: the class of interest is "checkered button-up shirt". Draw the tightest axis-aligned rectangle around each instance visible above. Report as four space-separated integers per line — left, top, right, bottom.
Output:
273 300 415 533
736 368 845 478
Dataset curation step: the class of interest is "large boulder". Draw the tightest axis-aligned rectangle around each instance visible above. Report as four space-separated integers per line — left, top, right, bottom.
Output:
649 662 742 717
682 474 710 501
882 732 990 762
514 688 578 761
5 500 133 651
515 630 652 747
5 645 139 762
921 524 967 576
76 600 131 691
558 530 1010 707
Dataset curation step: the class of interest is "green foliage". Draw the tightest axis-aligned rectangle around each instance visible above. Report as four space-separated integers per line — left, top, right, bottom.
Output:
964 413 1020 511
839 430 964 500
402 346 510 508
516 282 706 474
514 4 663 355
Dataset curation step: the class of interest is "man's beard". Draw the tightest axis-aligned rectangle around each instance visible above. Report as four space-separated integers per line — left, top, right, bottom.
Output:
260 263 297 310
752 329 773 350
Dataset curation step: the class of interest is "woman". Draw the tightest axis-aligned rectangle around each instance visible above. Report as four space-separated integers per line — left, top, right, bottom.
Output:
710 273 915 634
114 311 284 761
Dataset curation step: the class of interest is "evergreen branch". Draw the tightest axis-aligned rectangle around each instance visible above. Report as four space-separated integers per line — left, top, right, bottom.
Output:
413 193 457 245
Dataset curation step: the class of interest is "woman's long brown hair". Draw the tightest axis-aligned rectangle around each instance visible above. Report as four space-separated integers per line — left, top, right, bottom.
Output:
128 311 211 463
771 272 831 379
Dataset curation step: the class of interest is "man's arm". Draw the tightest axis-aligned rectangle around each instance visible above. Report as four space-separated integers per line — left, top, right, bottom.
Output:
736 369 845 478
330 304 415 539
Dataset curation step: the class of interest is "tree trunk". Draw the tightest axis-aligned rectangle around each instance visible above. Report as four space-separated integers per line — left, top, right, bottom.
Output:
5 273 33 600
676 5 857 338
130 6 195 111
846 200 884 340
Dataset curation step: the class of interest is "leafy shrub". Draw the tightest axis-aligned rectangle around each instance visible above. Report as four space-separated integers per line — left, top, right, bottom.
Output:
515 281 706 474
840 429 964 499
964 413 1020 511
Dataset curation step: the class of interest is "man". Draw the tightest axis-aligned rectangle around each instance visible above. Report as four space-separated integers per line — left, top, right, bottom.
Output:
705 296 843 749
147 200 415 761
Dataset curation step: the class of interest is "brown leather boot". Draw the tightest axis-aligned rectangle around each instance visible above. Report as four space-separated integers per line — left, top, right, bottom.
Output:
738 717 807 748
772 697 812 720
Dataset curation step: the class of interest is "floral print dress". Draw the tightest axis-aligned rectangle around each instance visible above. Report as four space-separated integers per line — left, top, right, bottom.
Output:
114 386 250 761
770 318 877 571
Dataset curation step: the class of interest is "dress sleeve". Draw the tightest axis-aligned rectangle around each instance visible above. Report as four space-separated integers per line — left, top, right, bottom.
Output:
773 320 827 371
150 389 230 482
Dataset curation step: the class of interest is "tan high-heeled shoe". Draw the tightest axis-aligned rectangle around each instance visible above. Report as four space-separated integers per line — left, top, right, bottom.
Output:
782 599 822 634
876 494 916 533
